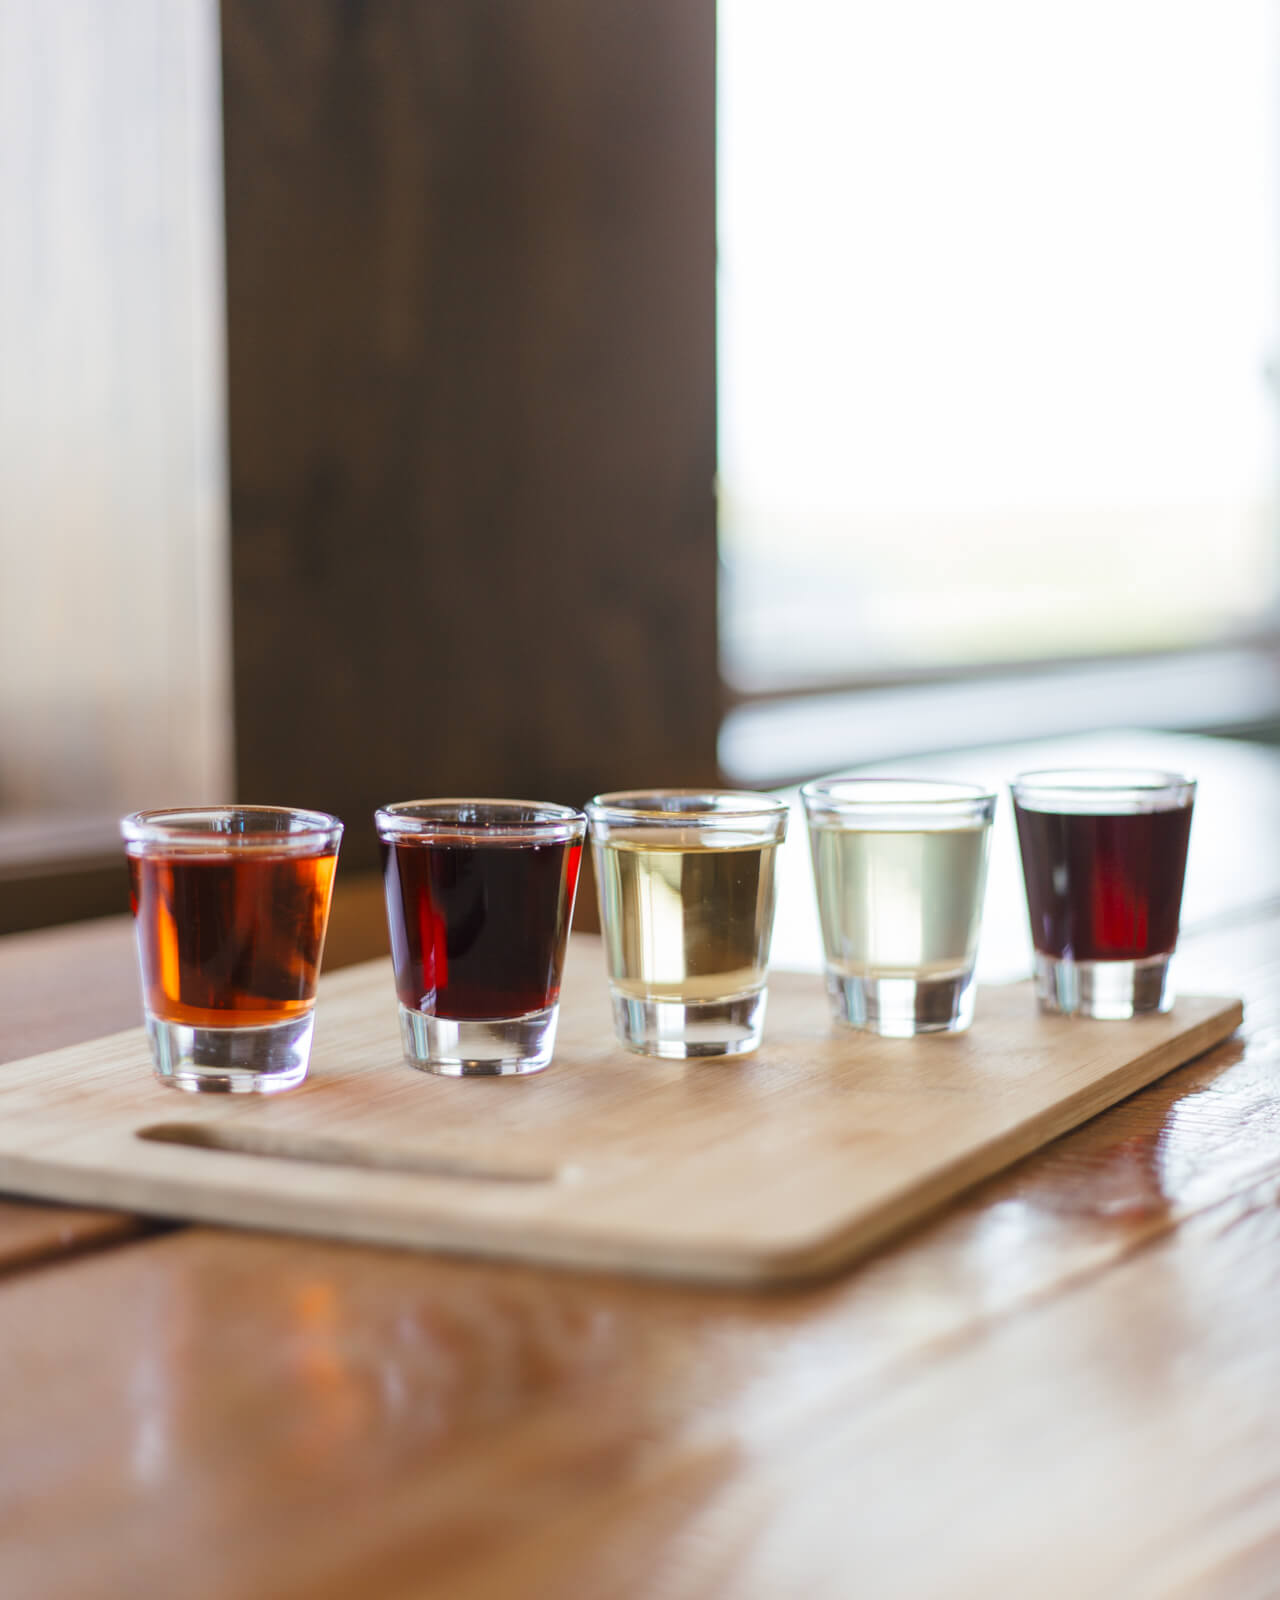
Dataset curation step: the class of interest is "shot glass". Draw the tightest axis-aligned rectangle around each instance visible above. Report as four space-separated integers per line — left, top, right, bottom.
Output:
1011 768 1196 1018
376 799 585 1076
121 806 343 1093
800 778 997 1036
586 790 789 1059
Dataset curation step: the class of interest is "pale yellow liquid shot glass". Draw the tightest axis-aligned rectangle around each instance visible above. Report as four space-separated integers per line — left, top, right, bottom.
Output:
587 790 789 1059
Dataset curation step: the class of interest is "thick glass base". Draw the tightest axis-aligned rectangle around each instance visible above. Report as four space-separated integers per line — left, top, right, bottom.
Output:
146 1012 314 1093
399 1004 557 1076
1034 952 1174 1018
826 969 976 1037
610 989 766 1059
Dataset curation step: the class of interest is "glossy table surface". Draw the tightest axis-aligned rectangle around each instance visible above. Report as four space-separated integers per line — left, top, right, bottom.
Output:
2 731 1279 1598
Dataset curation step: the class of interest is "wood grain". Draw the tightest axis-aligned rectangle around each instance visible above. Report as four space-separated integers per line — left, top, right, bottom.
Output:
0 876 400 1273
429 1168 1280 1600
221 0 720 869
0 1203 145 1281
0 737 1279 1594
0 917 152 1268
0 911 1264 1596
0 918 149 1266
0 938 1240 1283
0 1004 1262 1600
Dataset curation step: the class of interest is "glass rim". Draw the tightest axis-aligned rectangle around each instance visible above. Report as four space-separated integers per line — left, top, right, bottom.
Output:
374 798 586 841
1011 767 1196 811
800 776 997 816
586 788 790 824
120 805 343 850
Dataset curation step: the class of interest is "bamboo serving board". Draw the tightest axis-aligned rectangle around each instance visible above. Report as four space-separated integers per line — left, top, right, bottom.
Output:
0 937 1241 1286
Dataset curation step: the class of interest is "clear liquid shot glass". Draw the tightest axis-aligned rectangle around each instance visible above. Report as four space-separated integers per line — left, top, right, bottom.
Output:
801 778 996 1036
587 790 789 1059
121 806 343 1092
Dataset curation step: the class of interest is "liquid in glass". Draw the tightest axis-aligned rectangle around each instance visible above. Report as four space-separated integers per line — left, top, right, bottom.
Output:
1011 769 1195 1017
800 778 996 1036
375 800 586 1076
382 836 582 1021
121 806 342 1093
587 791 789 1059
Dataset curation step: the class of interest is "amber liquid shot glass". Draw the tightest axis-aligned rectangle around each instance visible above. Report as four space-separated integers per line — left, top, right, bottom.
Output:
121 806 343 1092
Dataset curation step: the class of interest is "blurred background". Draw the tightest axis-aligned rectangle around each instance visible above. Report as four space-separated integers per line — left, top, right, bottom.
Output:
3 0 1279 936
719 0 1280 782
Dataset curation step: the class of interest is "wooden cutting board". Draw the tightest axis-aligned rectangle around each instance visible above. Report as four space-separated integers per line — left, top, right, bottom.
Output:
0 937 1241 1286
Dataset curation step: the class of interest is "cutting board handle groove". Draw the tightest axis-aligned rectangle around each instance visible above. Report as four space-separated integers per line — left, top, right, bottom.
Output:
135 1123 558 1185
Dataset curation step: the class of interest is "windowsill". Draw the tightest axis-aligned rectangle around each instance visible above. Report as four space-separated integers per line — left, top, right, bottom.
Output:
0 815 129 936
0 815 122 879
719 644 1280 787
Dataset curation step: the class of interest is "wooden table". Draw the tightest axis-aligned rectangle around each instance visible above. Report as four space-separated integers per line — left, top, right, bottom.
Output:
2 732 1279 1598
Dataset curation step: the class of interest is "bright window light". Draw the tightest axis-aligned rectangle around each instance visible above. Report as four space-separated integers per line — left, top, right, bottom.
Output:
718 0 1280 692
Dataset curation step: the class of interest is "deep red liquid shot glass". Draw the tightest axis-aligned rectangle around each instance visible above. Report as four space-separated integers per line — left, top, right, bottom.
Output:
376 799 585 1075
1012 769 1194 1017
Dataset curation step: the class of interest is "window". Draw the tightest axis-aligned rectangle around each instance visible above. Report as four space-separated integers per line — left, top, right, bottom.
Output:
718 1 1280 712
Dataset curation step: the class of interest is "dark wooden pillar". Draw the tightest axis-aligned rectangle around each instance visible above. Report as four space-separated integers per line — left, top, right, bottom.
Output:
220 0 718 869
